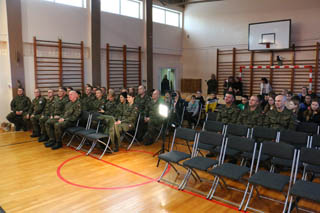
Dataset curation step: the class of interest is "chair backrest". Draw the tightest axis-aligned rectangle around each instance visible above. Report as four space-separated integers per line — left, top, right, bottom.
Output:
310 134 320 148
225 123 249 137
299 147 320 167
296 122 319 135
197 131 224 151
79 111 91 128
90 112 102 132
203 120 224 134
226 135 256 154
170 127 198 151
261 141 295 161
252 126 278 142
207 112 217 121
279 130 309 148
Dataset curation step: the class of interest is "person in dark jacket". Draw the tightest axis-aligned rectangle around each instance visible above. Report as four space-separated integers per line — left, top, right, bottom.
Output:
207 74 218 95
161 75 170 95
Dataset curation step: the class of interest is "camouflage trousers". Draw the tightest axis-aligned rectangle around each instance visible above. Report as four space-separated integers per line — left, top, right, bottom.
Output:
39 116 50 136
6 112 28 130
109 122 134 149
30 114 42 134
45 118 74 142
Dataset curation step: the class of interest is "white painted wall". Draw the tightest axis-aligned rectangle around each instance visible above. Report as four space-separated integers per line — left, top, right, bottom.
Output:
0 0 13 123
182 0 320 94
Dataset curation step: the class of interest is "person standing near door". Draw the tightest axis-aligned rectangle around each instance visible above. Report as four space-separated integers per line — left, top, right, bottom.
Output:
207 74 218 95
161 75 170 95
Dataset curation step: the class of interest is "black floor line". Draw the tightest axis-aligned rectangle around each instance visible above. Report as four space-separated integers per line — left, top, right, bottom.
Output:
0 140 37 148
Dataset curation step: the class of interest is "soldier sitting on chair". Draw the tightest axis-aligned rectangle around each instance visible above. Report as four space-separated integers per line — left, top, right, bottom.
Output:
27 89 47 137
264 95 296 130
142 90 164 146
38 89 55 142
237 95 264 128
6 87 31 131
44 91 81 150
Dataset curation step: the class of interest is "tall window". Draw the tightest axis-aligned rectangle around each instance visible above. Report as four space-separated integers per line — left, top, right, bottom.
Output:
101 0 143 19
44 0 86 8
152 5 182 28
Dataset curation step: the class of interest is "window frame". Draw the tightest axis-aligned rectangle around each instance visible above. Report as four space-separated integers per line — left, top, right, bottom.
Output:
152 5 182 28
101 0 143 20
44 0 87 8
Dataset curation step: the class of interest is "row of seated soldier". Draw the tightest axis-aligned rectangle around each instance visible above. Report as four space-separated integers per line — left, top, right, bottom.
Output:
6 84 320 153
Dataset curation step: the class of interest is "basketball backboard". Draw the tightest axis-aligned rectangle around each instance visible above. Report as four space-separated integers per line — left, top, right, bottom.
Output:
248 19 291 51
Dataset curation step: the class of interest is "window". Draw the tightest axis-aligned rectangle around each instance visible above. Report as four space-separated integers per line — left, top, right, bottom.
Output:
152 5 182 28
44 0 86 8
101 0 143 19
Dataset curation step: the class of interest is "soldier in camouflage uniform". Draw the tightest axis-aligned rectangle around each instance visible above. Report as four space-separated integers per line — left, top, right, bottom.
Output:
264 95 296 130
7 87 31 131
91 89 107 112
237 95 264 128
135 85 151 141
38 89 55 142
26 89 47 137
44 87 69 146
81 86 96 111
216 92 240 124
97 93 118 135
142 90 164 145
45 91 81 150
109 92 138 152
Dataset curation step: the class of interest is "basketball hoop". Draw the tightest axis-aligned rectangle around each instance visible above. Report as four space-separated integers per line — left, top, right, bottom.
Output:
259 42 272 48
259 33 275 49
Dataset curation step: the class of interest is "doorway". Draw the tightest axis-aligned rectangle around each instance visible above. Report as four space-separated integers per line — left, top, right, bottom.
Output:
160 68 175 95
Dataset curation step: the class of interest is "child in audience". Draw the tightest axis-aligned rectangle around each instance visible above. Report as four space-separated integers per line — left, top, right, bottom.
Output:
303 98 320 123
195 91 205 106
300 94 312 112
206 93 218 112
185 95 200 128
263 94 276 114
238 95 248 110
287 96 304 122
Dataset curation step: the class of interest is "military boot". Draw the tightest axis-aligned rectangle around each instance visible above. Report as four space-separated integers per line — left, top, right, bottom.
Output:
38 134 49 142
44 139 55 148
51 141 62 150
30 131 40 138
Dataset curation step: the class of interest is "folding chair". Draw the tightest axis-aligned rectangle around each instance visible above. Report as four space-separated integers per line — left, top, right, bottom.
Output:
241 126 278 165
206 111 218 122
243 141 298 212
70 112 101 151
287 147 320 213
84 131 112 159
121 113 141 150
178 131 225 190
302 134 320 180
271 130 308 171
207 135 257 210
202 120 225 134
194 103 203 129
296 122 319 135
65 111 91 146
158 128 198 184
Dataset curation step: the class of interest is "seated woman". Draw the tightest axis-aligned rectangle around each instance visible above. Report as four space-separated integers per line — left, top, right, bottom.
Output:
109 93 138 152
263 94 276 114
185 95 200 128
286 96 304 123
303 98 320 123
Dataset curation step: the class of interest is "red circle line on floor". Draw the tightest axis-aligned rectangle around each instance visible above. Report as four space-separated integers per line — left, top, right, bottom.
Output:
57 149 170 190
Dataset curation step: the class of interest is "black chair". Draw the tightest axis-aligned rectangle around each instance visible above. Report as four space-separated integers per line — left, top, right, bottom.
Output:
202 120 225 134
158 128 198 184
178 131 225 190
121 113 141 150
302 134 320 180
84 131 112 159
287 147 320 213
243 141 298 212
65 111 91 147
270 130 308 171
206 111 217 122
207 136 257 210
241 126 278 165
225 123 250 137
194 103 203 129
296 122 319 135
72 112 102 151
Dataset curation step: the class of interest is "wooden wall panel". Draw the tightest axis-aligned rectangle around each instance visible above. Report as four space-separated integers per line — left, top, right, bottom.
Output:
181 79 201 93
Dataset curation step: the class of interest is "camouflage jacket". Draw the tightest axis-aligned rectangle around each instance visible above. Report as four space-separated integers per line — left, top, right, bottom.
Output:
91 97 107 112
264 107 296 130
103 100 117 116
62 99 82 123
237 106 264 128
52 95 69 117
42 97 55 117
28 96 46 115
134 94 151 117
216 104 240 124
116 103 138 127
81 94 96 111
146 98 164 126
10 95 31 113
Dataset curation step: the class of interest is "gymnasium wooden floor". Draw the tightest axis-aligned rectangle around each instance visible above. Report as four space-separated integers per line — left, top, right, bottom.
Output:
1 130 319 213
